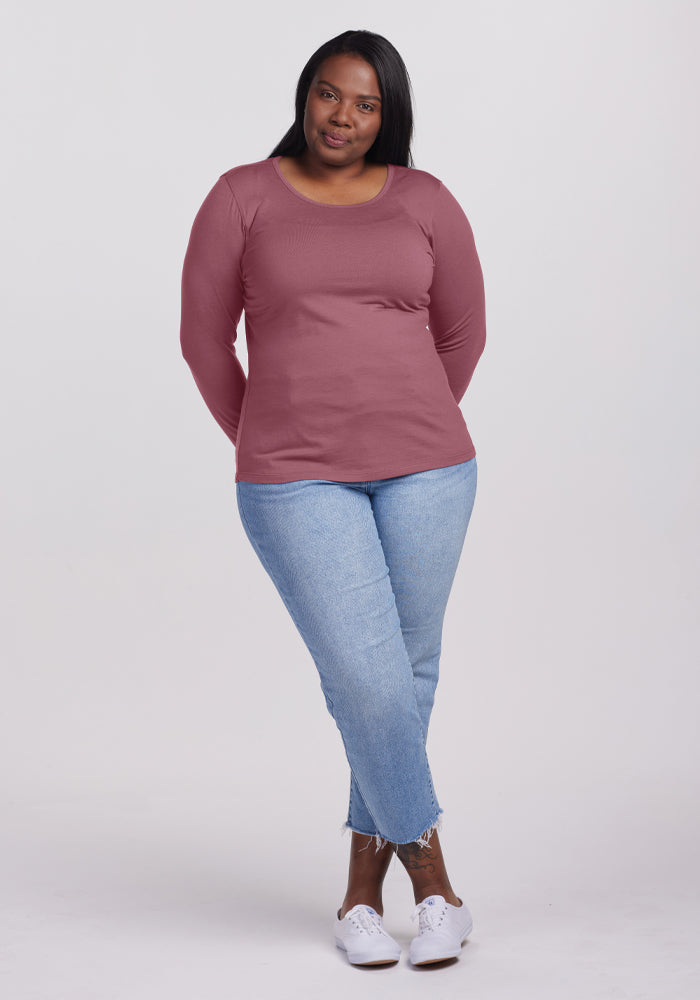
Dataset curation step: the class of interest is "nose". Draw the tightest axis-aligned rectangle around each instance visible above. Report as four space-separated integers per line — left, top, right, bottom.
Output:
329 100 353 128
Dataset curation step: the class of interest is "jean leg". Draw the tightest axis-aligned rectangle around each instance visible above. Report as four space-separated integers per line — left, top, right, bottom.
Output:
346 458 478 836
235 478 442 846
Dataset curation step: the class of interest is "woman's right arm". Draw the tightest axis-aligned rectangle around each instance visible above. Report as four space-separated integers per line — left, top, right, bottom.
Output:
180 174 247 448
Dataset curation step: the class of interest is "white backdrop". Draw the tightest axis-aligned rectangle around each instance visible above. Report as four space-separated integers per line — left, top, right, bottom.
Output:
2 1 698 997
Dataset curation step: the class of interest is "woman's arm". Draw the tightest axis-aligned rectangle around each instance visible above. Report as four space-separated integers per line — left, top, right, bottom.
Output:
427 181 487 405
180 175 247 447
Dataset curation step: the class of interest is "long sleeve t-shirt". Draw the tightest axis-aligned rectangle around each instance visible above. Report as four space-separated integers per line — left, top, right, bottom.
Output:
180 154 486 483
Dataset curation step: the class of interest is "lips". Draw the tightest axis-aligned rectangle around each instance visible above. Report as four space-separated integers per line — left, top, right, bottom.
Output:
322 131 349 146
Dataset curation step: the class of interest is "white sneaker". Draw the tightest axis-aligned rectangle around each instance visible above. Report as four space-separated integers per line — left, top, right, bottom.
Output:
409 894 473 965
334 904 401 966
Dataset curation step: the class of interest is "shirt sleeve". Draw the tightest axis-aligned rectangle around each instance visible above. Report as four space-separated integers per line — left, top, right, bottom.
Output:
179 174 247 448
427 180 487 405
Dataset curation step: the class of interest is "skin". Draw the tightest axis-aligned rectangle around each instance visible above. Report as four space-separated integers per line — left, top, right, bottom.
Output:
277 53 389 205
280 51 466 923
339 830 462 919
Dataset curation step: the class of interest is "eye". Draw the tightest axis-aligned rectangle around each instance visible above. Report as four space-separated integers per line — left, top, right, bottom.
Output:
318 91 376 112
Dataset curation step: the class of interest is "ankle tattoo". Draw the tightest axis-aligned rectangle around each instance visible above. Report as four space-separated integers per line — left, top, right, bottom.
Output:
393 839 438 876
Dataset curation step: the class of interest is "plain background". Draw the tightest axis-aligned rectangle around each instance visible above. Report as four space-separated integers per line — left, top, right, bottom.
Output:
1 1 698 997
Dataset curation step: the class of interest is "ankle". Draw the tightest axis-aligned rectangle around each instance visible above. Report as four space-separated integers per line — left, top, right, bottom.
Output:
340 892 384 919
412 884 461 907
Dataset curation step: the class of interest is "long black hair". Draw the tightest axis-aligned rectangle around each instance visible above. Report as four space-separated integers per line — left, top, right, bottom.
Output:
268 29 415 167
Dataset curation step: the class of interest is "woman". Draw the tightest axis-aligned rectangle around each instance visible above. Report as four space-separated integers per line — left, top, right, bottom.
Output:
179 29 486 967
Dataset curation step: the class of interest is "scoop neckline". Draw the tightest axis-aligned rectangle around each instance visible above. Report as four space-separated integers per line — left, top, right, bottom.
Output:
271 155 394 208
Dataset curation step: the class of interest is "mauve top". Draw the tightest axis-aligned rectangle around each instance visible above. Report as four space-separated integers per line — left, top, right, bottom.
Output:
179 154 486 483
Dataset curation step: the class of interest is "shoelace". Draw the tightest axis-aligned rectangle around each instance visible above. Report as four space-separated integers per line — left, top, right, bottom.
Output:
348 907 384 936
411 897 448 933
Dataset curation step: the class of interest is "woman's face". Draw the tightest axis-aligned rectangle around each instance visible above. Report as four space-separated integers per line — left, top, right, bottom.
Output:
302 53 383 167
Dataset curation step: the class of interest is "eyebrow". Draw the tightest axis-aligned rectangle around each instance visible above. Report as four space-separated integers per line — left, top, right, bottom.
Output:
316 79 382 102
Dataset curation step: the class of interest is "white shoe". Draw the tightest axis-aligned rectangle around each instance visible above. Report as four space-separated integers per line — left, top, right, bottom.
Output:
409 894 473 965
334 904 401 966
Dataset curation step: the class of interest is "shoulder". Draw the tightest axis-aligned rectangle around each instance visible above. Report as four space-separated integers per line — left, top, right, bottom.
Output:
219 157 275 200
395 165 475 228
390 163 442 196
389 163 455 218
210 157 277 229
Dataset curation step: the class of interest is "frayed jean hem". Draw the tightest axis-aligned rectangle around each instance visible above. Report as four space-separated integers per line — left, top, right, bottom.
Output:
340 810 443 854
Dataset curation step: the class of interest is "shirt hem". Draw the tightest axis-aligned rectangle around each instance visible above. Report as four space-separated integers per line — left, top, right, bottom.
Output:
235 446 476 484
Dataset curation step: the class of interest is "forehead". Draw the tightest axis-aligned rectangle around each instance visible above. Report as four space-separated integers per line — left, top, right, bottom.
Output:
313 53 381 93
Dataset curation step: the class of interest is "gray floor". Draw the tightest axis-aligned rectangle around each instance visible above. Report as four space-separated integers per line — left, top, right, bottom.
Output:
2 787 698 1000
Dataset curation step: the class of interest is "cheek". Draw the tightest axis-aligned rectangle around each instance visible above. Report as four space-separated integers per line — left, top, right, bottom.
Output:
303 99 319 124
365 117 381 140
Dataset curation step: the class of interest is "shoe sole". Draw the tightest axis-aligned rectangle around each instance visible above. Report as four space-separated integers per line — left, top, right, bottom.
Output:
335 939 401 966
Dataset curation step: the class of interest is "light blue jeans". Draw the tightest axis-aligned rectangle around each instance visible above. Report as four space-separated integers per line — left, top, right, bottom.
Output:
235 458 478 847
